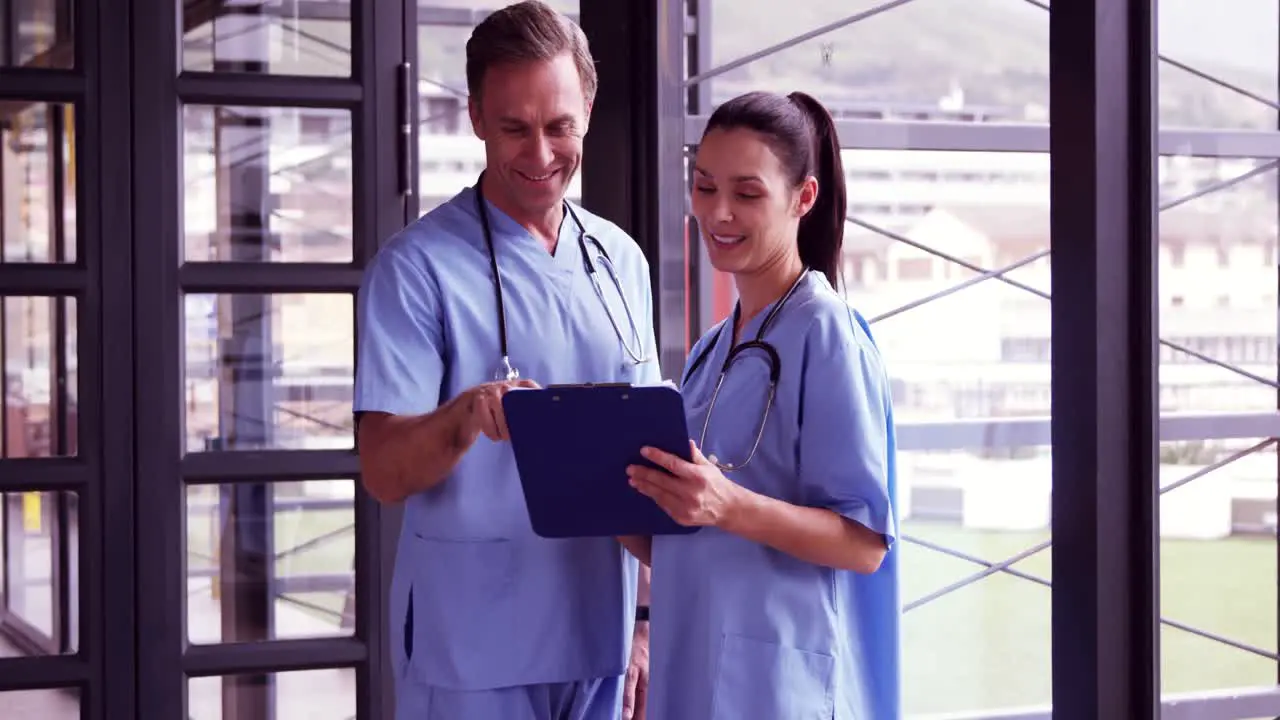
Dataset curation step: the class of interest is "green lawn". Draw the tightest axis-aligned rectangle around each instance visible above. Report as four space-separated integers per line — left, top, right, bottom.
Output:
901 520 1277 716
186 509 1277 717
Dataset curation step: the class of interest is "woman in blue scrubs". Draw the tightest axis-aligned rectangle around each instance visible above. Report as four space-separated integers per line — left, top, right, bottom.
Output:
621 90 901 719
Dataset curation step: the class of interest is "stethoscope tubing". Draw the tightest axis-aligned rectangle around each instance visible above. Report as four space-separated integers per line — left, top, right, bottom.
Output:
473 173 649 380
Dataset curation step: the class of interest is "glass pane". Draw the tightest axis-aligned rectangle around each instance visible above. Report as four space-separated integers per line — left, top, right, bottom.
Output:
183 293 353 452
1 491 79 654
1157 479 1276 691
182 0 351 77
182 105 353 263
416 0 581 215
0 688 79 719
1156 151 1280 698
4 296 78 458
1157 0 1277 130
1 103 76 263
853 155 1052 717
1157 155 1278 413
1158 0 1280 708
188 669 355 719
185 480 356 644
700 0 1277 132
0 0 73 69
707 0 1048 122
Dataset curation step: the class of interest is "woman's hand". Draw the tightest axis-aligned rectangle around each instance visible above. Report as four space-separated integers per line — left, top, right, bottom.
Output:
627 440 748 528
630 440 888 573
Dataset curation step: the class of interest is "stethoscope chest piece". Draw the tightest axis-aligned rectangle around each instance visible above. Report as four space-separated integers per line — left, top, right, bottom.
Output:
688 270 807 473
494 356 520 382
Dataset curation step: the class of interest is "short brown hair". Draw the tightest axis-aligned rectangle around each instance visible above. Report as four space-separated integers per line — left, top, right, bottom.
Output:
465 1 597 105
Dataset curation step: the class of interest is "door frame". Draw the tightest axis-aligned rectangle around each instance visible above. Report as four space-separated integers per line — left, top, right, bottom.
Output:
125 0 405 717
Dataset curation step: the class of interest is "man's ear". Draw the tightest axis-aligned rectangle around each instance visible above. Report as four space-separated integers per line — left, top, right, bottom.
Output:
582 99 593 133
469 96 486 140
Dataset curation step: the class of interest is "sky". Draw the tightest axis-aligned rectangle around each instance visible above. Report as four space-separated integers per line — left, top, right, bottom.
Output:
1159 0 1277 74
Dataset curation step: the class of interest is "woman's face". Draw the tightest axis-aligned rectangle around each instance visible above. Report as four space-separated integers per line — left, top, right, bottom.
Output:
690 127 816 277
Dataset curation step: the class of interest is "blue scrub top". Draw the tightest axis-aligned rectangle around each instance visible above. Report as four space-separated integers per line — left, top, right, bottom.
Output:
647 270 902 720
353 186 661 692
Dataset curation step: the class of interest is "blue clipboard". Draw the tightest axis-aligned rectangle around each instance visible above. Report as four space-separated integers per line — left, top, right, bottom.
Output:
502 383 701 539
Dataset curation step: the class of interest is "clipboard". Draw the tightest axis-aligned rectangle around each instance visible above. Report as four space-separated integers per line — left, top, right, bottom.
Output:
502 383 701 539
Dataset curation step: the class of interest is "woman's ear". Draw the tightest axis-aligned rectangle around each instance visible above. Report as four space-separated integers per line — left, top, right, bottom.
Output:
795 176 819 218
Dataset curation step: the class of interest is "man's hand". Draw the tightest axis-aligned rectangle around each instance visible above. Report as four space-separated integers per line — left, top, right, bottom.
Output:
455 379 539 444
622 619 649 720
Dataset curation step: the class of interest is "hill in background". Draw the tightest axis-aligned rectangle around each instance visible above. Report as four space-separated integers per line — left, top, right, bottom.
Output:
701 0 1276 130
412 0 1277 130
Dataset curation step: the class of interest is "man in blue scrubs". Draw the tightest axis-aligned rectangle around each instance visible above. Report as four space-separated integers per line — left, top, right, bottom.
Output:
353 2 658 718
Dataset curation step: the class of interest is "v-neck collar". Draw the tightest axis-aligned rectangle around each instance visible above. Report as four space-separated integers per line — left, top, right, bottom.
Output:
729 269 812 346
686 270 813 387
462 185 578 275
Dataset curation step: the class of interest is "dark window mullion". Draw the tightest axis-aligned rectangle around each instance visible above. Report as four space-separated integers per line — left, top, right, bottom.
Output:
182 449 358 484
1049 1 1159 718
133 0 185 715
85 0 135 713
176 73 362 109
178 263 363 294
0 654 88 690
361 0 409 715
0 461 88 492
0 72 83 103
183 636 366 677
2 0 14 67
0 267 85 294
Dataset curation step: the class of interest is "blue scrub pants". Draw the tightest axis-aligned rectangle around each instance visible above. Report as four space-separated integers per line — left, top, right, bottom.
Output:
395 675 625 720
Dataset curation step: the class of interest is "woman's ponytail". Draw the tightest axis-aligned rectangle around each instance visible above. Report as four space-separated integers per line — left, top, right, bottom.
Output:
787 91 847 289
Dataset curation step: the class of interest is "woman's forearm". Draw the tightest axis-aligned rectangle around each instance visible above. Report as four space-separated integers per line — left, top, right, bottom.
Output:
721 489 887 574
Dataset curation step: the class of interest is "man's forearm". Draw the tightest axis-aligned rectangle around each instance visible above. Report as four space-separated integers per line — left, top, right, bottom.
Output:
358 397 474 503
637 561 650 607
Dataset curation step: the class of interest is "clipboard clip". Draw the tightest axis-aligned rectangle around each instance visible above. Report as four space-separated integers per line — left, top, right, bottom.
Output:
544 382 634 389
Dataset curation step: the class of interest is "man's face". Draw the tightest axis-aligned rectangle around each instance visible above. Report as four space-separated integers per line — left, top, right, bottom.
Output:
469 52 591 221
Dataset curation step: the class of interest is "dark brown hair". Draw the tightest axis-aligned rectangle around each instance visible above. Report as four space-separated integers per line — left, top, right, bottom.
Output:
465 1 598 105
702 91 847 288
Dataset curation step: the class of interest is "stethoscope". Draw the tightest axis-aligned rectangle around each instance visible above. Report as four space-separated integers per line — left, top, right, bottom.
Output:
474 173 651 381
681 269 809 472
